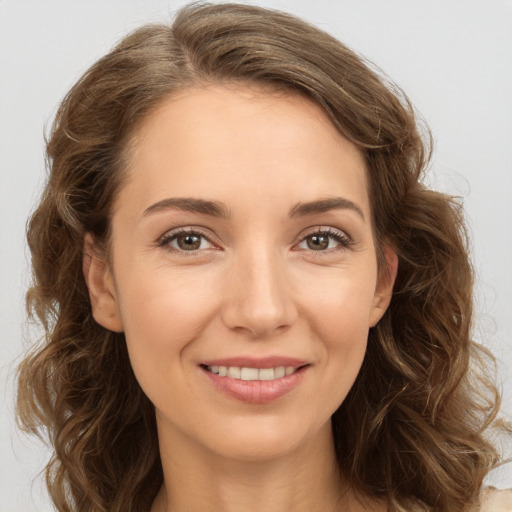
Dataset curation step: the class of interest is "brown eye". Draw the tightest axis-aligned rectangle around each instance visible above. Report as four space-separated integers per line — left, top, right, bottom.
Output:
160 230 215 252
176 233 202 250
306 234 330 251
297 229 353 253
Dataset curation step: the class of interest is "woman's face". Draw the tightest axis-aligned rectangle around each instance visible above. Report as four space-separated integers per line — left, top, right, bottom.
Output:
86 85 396 462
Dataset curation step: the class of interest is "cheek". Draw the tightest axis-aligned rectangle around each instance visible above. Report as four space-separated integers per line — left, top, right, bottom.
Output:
300 264 377 339
319 294 370 384
120 261 217 331
115 264 220 387
299 268 376 400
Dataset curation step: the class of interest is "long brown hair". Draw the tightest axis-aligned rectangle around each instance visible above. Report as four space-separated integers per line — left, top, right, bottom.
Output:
17 3 504 511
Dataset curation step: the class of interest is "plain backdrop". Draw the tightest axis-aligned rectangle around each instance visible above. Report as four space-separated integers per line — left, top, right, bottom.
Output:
1 0 511 510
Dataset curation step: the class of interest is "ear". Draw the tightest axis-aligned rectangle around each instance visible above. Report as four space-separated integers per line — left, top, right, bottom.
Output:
83 233 124 332
369 244 398 327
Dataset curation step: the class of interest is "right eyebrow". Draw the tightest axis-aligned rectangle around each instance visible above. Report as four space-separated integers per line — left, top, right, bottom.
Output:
142 197 230 219
142 197 231 219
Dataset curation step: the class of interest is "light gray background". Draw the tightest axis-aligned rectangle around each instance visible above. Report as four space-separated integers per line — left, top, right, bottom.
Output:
1 0 511 509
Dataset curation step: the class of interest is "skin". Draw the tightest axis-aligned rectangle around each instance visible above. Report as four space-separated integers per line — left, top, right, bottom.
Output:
84 85 396 512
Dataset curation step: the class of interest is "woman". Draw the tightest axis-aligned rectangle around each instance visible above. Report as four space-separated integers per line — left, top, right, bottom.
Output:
17 3 511 511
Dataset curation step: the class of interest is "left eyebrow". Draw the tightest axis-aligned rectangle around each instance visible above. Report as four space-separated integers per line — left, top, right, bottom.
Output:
288 197 365 221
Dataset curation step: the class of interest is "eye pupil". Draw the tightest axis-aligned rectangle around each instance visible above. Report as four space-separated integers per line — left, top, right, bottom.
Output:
178 234 201 250
307 235 329 250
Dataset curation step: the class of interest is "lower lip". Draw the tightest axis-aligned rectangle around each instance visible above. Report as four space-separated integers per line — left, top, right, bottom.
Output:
201 366 308 404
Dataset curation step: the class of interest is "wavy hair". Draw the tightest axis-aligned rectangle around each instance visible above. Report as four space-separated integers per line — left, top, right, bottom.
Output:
17 3 504 511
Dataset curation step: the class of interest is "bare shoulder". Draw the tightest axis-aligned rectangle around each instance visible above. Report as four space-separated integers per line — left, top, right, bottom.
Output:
479 489 512 512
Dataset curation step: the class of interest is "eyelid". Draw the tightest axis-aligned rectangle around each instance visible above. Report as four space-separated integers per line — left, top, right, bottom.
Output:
293 226 354 252
157 226 220 254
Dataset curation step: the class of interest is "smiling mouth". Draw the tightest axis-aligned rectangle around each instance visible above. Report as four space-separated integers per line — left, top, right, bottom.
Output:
203 365 299 381
200 363 309 403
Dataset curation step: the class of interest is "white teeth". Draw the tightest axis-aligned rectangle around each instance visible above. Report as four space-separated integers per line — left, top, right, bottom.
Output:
241 367 259 381
227 366 241 379
206 365 299 381
274 366 285 378
258 368 275 381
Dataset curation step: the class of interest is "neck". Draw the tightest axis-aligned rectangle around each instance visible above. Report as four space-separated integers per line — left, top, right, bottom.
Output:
152 419 350 512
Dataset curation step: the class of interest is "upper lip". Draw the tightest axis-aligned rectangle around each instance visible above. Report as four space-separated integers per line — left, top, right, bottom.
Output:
200 356 309 369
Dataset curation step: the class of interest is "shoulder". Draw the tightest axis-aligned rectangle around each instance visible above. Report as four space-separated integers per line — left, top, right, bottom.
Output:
479 488 512 512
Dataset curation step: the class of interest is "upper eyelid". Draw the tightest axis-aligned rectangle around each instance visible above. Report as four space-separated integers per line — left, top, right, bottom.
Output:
292 231 355 260
158 226 219 249
297 226 352 242
159 226 215 240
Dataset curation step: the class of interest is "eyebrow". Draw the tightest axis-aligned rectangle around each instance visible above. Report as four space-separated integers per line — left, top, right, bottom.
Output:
142 196 365 221
289 197 365 221
143 197 231 218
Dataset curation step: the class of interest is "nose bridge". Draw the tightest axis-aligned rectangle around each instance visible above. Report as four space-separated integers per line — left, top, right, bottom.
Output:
221 240 296 337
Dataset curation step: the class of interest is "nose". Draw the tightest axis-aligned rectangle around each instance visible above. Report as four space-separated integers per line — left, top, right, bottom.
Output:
220 246 298 339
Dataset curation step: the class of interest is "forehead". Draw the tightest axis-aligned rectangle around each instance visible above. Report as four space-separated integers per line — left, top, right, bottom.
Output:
118 84 370 219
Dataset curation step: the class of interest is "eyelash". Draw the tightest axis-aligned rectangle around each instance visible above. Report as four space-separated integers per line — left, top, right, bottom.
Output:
157 227 215 256
157 227 354 255
296 228 354 254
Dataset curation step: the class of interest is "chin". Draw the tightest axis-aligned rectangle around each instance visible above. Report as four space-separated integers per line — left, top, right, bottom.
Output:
198 413 331 463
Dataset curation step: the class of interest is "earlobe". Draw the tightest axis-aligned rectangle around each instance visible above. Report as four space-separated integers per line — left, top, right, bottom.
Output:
369 245 398 327
83 233 124 332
